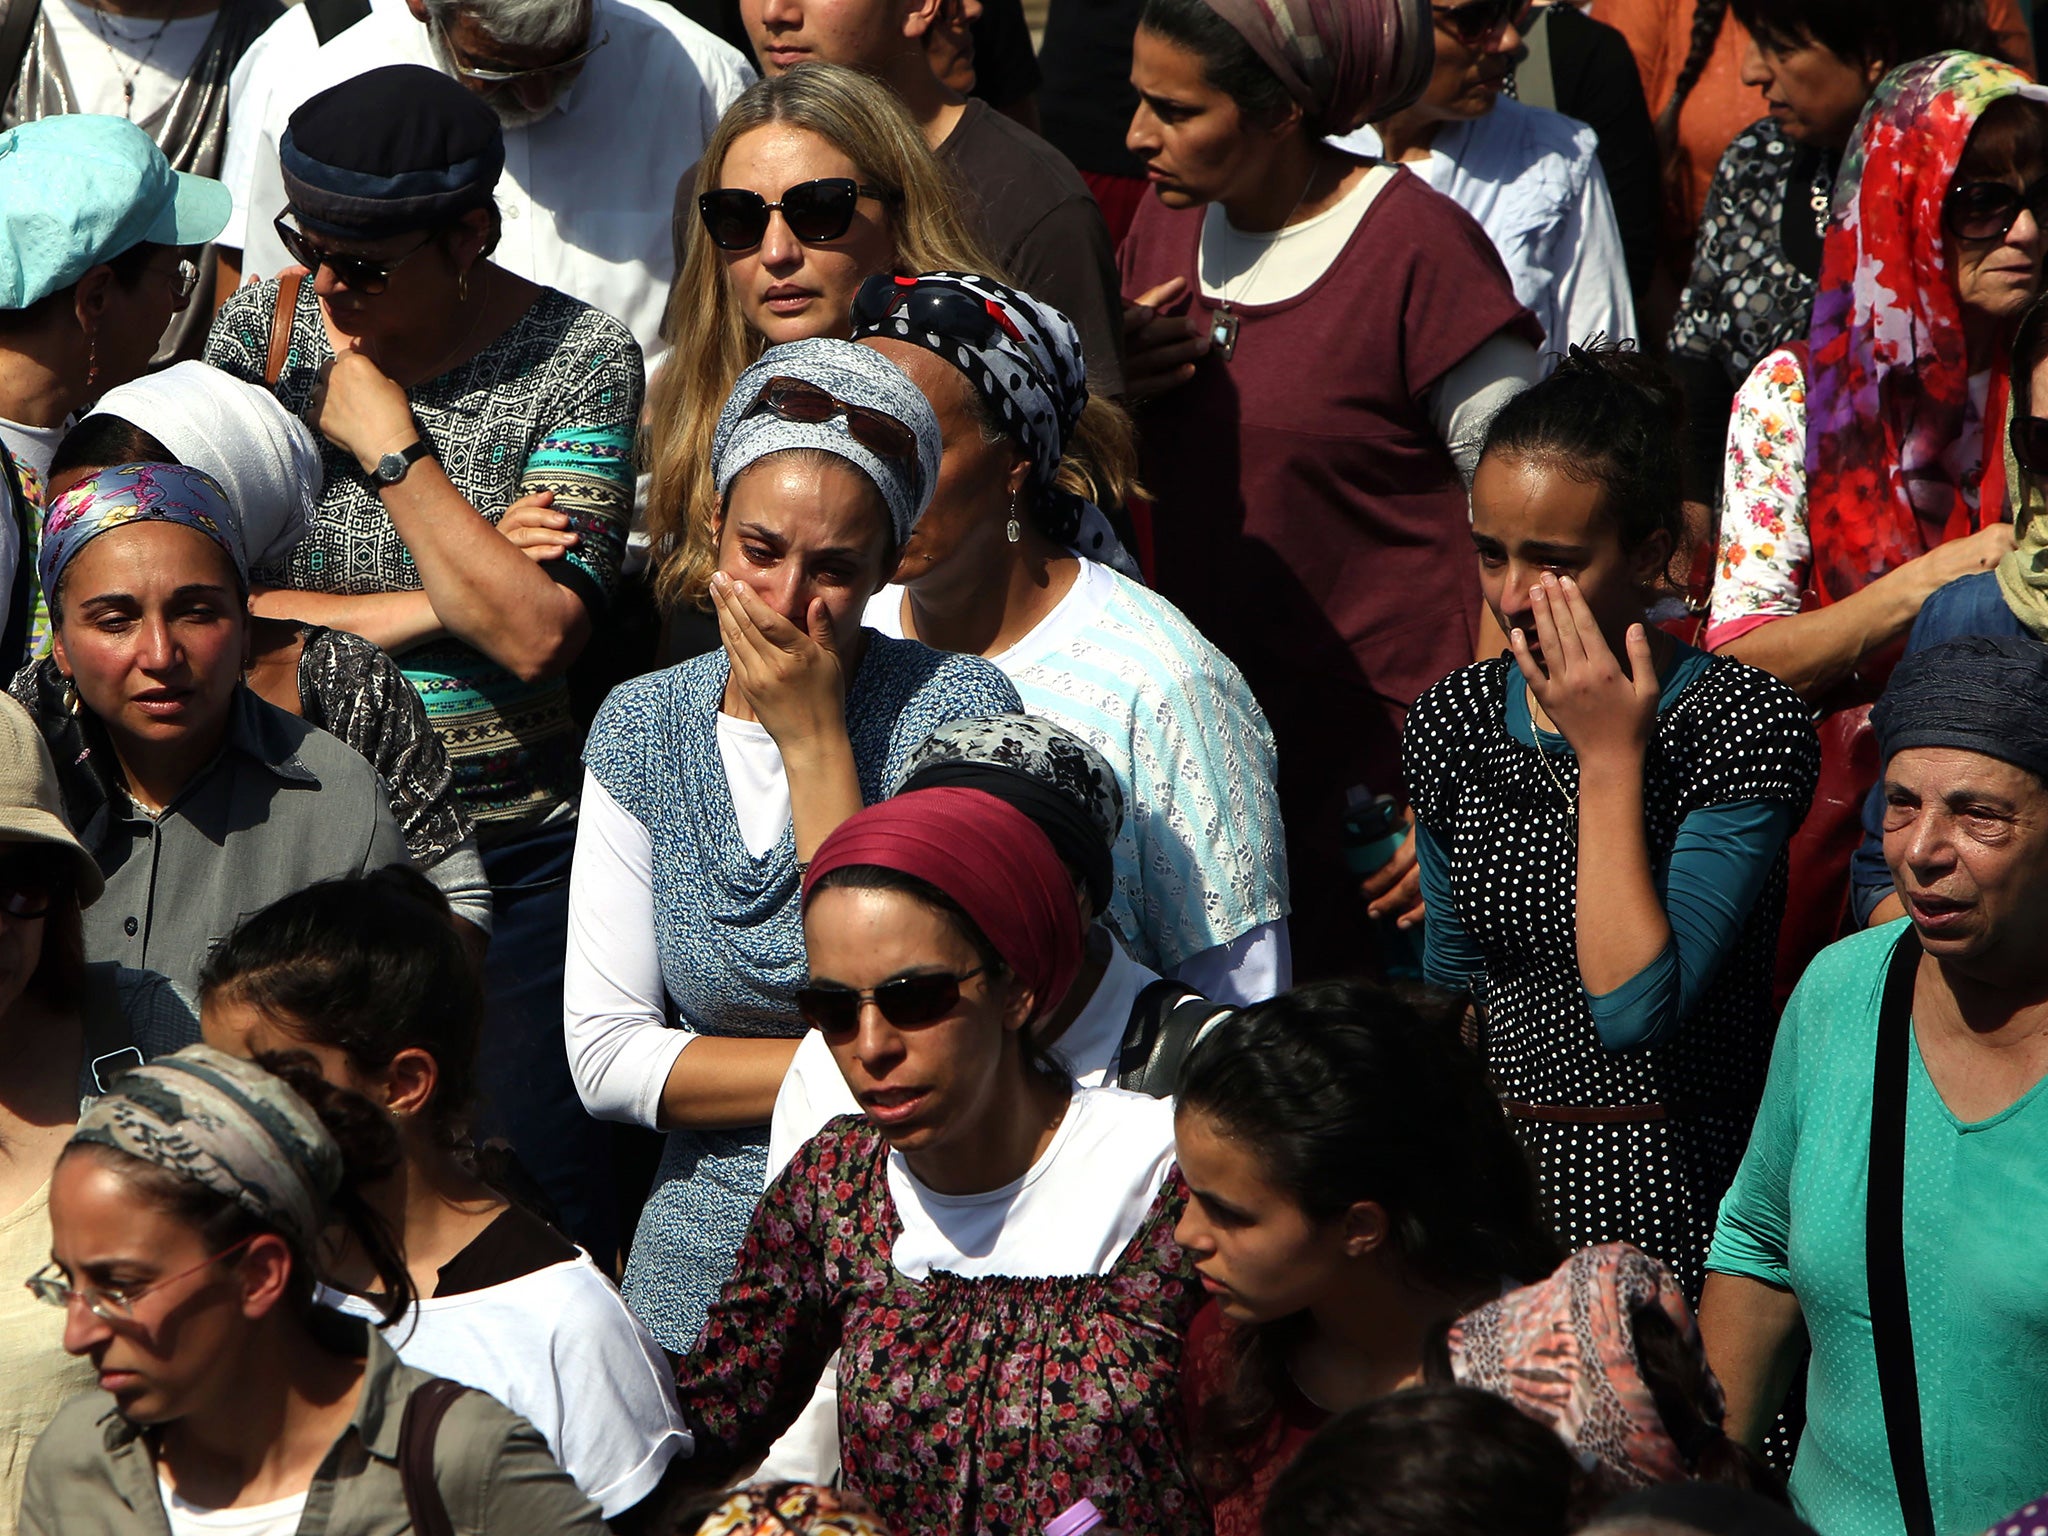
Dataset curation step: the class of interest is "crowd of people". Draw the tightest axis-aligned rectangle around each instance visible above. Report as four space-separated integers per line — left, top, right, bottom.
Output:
1 0 2047 1531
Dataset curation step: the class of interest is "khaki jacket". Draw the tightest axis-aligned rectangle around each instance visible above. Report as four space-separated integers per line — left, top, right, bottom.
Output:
19 1320 608 1536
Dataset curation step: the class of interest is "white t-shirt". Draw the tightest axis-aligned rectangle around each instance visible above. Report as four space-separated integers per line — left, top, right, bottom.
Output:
316 1253 690 1517
46 0 216 125
159 1481 307 1536
715 712 792 859
0 417 69 497
1197 161 1393 307
765 935 1164 1181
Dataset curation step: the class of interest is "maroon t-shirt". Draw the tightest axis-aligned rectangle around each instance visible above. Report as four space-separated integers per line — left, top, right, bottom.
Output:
1180 1300 1328 1536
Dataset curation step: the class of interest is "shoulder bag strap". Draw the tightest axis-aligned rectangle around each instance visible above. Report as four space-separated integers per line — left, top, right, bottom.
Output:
263 271 303 387
1867 926 1935 1536
78 962 139 1094
303 0 370 44
398 1377 472 1536
1118 981 1234 1099
0 0 42 117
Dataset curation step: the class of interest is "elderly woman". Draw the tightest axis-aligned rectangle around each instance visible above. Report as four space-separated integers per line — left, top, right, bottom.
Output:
21 462 403 999
1118 0 1542 977
645 64 1006 627
671 788 1202 1535
19 1046 603 1536
566 339 1018 1350
10 362 491 943
1702 635 2048 1535
204 63 644 1256
0 695 195 1530
1707 55 2048 975
851 271 1289 1001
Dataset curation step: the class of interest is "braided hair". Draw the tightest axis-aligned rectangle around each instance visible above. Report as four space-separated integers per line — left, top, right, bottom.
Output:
1655 0 1729 152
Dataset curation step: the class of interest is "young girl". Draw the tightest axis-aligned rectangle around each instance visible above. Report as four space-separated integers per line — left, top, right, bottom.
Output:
21 1045 602 1536
199 869 689 1521
1402 344 1820 1296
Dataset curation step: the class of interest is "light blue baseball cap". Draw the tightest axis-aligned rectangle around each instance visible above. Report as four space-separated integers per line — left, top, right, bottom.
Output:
0 114 231 310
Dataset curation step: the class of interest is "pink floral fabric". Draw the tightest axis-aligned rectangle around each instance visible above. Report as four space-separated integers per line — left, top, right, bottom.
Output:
673 1119 1206 1536
1804 52 2040 604
1709 346 1812 647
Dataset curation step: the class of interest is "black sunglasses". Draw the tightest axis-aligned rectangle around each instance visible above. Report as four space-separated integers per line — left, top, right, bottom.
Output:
1944 174 2048 243
794 966 986 1035
748 375 920 463
2012 412 2048 476
273 213 435 295
697 178 883 252
852 274 1059 399
1433 0 1519 47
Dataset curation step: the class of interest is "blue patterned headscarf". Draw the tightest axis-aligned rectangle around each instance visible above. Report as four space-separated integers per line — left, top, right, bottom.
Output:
712 338 941 547
38 461 245 608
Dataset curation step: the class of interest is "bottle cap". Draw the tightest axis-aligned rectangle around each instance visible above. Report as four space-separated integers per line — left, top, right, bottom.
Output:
1046 1499 1105 1536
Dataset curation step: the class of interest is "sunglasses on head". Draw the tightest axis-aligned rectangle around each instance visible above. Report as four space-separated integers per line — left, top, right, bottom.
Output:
793 966 986 1035
273 212 435 295
1943 174 2048 243
748 376 920 463
852 273 1030 349
1432 0 1522 47
697 178 883 252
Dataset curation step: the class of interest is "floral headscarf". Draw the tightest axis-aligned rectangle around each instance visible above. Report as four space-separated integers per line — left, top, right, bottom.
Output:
38 461 244 608
1805 53 2048 604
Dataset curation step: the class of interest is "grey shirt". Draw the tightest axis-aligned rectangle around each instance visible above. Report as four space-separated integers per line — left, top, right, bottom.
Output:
20 1318 608 1536
79 687 407 997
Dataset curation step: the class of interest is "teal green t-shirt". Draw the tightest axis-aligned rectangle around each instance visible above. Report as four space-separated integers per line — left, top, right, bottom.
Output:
1708 921 2048 1536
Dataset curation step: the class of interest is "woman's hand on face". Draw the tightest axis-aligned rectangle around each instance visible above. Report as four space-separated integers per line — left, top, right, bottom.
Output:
711 570 848 752
498 490 578 563
307 344 421 478
1509 573 1659 766
1123 277 1211 401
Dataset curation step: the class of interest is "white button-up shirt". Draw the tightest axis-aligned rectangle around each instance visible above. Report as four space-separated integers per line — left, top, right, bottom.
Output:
222 0 754 358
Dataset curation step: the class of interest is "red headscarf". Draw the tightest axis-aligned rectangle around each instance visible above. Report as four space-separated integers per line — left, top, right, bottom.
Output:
1804 53 2048 604
801 787 1085 1019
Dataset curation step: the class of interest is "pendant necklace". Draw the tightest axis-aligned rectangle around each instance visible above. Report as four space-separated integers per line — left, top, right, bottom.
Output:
1808 159 1832 240
84 0 178 119
1208 162 1320 362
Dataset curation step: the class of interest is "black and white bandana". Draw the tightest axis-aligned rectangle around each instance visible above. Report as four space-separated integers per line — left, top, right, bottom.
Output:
851 271 1137 575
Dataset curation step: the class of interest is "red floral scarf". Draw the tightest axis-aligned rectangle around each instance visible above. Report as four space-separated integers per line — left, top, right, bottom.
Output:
1804 52 2047 604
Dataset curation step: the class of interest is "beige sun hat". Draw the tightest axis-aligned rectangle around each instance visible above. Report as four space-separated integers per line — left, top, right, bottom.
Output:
0 693 104 905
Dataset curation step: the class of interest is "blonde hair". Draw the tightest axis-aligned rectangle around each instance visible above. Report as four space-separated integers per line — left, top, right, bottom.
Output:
645 64 1004 613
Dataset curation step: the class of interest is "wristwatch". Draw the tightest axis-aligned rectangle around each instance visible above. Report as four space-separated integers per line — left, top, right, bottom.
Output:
372 440 433 487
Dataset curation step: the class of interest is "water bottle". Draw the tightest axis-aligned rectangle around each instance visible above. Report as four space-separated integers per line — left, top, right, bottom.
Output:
1342 787 1424 980
1046 1499 1117 1536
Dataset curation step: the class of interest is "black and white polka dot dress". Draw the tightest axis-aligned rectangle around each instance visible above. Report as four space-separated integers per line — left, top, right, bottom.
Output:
1404 654 1819 1299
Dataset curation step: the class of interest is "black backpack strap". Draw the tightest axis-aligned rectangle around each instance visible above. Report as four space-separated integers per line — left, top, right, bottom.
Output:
1867 927 1934 1536
0 439 32 676
398 1378 472 1536
303 0 369 45
1118 980 1235 1098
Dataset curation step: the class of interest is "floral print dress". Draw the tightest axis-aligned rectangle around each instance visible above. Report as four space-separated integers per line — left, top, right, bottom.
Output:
673 1118 1207 1536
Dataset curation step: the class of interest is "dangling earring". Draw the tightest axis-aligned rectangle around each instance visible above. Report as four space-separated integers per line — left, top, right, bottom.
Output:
83 331 99 396
61 677 81 716
1005 493 1022 545
458 267 471 303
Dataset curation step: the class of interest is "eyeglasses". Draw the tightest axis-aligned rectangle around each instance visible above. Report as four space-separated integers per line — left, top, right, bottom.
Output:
1433 0 1519 46
793 966 986 1035
697 178 883 252
1943 174 2048 243
0 878 54 920
747 375 920 463
25 1234 258 1326
433 15 610 83
273 213 436 295
2013 412 2048 475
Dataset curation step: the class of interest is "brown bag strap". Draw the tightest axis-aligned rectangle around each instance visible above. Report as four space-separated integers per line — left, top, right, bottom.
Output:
398 1377 471 1536
263 271 304 387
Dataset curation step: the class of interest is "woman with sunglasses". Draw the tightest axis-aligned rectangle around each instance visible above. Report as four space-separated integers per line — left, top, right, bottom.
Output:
1667 0 1999 499
205 64 644 1260
645 64 1001 633
670 787 1201 1535
1119 0 1544 980
1705 56 2048 979
0 694 198 1532
851 270 1289 1002
19 1043 605 1536
1341 0 1637 353
567 339 1018 1352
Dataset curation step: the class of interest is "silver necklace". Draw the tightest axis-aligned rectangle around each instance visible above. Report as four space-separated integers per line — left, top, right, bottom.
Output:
1208 163 1319 361
82 0 179 119
1527 684 1578 818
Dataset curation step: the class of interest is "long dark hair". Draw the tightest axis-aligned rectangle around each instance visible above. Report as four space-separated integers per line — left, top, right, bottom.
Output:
1176 982 1558 1495
1262 1386 1584 1536
65 1049 416 1325
198 868 484 1149
1481 341 1688 575
1656 0 1729 152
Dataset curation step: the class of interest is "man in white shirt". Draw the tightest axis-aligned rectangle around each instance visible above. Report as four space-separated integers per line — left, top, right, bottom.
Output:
219 0 753 355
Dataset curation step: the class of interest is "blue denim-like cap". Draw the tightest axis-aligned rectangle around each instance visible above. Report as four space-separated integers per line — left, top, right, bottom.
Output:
0 115 231 309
